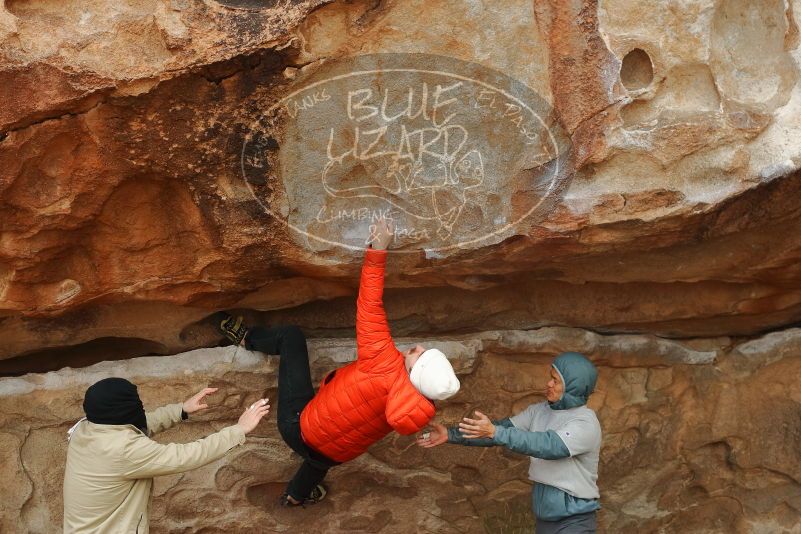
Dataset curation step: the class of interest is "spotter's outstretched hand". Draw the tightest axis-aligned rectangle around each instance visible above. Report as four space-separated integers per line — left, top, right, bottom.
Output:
458 411 495 439
182 387 219 414
237 399 270 434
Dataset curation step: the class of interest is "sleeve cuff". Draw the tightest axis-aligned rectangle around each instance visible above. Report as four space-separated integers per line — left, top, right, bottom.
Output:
168 403 184 423
228 425 247 446
446 427 460 443
365 248 387 266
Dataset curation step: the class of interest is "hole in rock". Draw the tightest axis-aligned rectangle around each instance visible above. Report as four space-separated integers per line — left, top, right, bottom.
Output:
4 0 33 17
620 48 654 91
339 510 393 532
0 337 168 377
246 481 335 517
245 482 286 507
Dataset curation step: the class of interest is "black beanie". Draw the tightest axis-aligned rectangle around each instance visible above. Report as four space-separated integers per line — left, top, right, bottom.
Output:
83 377 148 433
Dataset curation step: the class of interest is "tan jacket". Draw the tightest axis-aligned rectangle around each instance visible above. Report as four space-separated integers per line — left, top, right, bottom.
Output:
63 403 245 533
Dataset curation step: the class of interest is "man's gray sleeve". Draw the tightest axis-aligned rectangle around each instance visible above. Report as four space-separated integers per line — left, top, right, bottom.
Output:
446 418 514 447
492 427 571 459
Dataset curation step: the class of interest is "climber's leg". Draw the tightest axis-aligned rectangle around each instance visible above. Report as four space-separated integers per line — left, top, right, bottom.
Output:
244 325 315 432
245 325 336 504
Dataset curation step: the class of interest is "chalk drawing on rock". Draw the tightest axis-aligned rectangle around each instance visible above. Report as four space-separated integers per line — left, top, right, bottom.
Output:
241 53 572 253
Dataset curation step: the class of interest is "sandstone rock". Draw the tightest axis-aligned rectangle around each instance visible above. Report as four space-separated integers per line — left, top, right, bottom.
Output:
2 1 801 532
1 327 799 532
0 0 800 361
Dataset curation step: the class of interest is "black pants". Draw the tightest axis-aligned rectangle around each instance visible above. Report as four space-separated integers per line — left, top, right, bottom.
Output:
244 325 338 501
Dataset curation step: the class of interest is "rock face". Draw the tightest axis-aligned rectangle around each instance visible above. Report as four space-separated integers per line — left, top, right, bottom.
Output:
1 0 801 532
1 0 801 360
2 328 800 533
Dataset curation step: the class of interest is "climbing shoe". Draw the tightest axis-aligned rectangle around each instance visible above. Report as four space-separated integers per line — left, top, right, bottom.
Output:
306 484 327 504
280 485 327 507
219 313 248 346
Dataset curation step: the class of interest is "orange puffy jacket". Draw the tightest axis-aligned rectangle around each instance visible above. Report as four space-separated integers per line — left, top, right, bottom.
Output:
300 248 435 462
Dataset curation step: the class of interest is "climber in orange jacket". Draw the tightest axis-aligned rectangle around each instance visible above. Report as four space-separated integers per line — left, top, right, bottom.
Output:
218 218 460 506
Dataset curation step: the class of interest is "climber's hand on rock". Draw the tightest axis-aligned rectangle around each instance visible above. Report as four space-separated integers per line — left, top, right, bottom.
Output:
416 422 448 448
459 410 496 439
368 217 394 250
237 398 270 434
182 387 218 414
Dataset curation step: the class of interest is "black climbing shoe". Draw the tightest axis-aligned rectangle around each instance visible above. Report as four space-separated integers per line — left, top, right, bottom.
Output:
219 313 248 346
280 485 327 507
306 484 327 504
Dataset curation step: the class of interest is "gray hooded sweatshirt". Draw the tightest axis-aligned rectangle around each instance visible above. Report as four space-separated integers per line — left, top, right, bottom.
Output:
448 352 601 521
